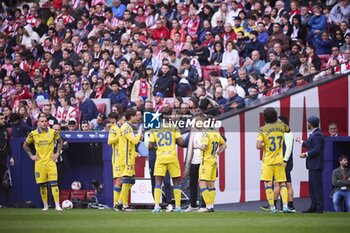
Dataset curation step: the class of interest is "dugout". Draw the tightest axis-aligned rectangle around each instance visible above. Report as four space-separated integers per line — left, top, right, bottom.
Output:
0 132 115 208
324 136 350 211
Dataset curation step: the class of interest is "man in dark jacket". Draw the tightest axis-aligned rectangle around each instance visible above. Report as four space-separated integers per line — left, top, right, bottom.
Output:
178 58 199 92
331 155 350 212
75 91 98 122
153 64 174 97
0 113 15 206
224 86 245 112
296 116 325 213
107 80 128 110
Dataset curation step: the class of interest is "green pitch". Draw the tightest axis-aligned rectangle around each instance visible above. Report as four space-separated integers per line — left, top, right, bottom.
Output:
0 209 349 233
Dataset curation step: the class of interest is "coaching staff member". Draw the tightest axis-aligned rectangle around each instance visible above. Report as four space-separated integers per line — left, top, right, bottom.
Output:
296 116 325 213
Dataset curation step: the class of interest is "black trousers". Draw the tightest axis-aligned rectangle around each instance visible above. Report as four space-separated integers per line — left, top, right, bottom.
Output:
0 153 7 182
309 169 324 211
189 164 206 208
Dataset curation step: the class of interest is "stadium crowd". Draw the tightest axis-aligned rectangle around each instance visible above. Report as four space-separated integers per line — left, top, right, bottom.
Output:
0 0 350 131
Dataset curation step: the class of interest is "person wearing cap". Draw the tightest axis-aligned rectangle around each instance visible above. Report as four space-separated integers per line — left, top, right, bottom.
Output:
307 4 327 35
296 116 325 213
153 92 168 112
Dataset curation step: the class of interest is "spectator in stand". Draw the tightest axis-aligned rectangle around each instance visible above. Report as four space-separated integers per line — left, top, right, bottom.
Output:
306 45 321 70
67 119 79 131
243 31 264 59
75 91 98 122
298 52 315 77
214 87 227 107
224 86 245 112
245 86 259 106
340 33 350 54
237 68 252 96
220 41 240 74
290 15 307 43
265 23 290 53
308 5 327 35
210 42 224 66
193 40 210 66
153 19 170 42
328 123 339 137
341 49 350 72
56 97 77 129
244 50 266 74
81 121 92 131
313 31 333 56
329 0 350 27
257 22 269 44
108 80 128 111
153 64 174 98
327 46 346 66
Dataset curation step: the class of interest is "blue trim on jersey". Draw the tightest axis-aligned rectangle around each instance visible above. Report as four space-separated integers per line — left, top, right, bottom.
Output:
48 181 58 186
155 184 162 189
37 127 49 134
265 186 273 190
114 187 121 192
122 178 135 184
200 188 208 193
173 185 181 190
208 188 216 191
280 185 287 188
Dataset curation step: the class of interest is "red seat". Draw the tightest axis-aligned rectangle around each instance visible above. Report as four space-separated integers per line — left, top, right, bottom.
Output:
318 54 330 70
70 190 87 201
201 65 221 80
60 190 71 204
96 103 106 114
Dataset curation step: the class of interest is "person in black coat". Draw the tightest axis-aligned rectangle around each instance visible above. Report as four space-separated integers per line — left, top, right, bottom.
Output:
153 64 174 97
296 116 325 213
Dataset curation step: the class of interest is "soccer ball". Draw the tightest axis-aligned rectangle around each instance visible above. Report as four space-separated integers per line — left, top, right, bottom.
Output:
62 200 73 209
71 181 82 190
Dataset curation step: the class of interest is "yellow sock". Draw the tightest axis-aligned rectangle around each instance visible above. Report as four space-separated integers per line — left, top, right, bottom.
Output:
209 188 216 205
40 185 48 206
265 186 275 206
50 185 60 204
119 183 133 206
173 185 181 208
280 186 288 205
113 186 121 205
154 185 162 207
201 188 211 206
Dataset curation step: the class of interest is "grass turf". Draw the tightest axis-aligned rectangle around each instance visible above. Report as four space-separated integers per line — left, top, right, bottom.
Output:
0 209 349 233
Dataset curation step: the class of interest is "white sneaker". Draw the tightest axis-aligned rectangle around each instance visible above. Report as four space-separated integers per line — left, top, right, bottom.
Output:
197 207 209 212
42 206 49 211
165 204 174 212
55 206 63 211
184 206 199 212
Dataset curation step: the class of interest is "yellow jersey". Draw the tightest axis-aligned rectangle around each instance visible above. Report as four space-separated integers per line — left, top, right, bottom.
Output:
200 131 225 165
148 127 182 163
257 122 290 165
108 123 121 165
118 122 141 166
25 128 60 164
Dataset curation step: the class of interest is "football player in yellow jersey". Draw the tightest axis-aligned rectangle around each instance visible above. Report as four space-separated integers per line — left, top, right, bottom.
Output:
107 112 125 209
256 107 292 213
148 121 186 212
197 123 226 213
115 109 142 211
23 115 63 211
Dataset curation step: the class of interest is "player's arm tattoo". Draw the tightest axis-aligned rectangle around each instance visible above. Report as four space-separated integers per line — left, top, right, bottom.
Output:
23 142 34 158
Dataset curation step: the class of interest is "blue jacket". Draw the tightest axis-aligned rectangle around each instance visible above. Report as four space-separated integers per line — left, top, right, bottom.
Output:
302 128 325 170
224 95 245 112
307 15 327 34
107 89 127 110
11 120 32 138
310 33 333 55
79 98 98 121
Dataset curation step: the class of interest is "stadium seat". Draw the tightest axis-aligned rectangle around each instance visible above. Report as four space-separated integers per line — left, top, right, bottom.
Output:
70 190 87 201
96 103 106 114
201 65 221 80
318 54 330 70
60 190 71 204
